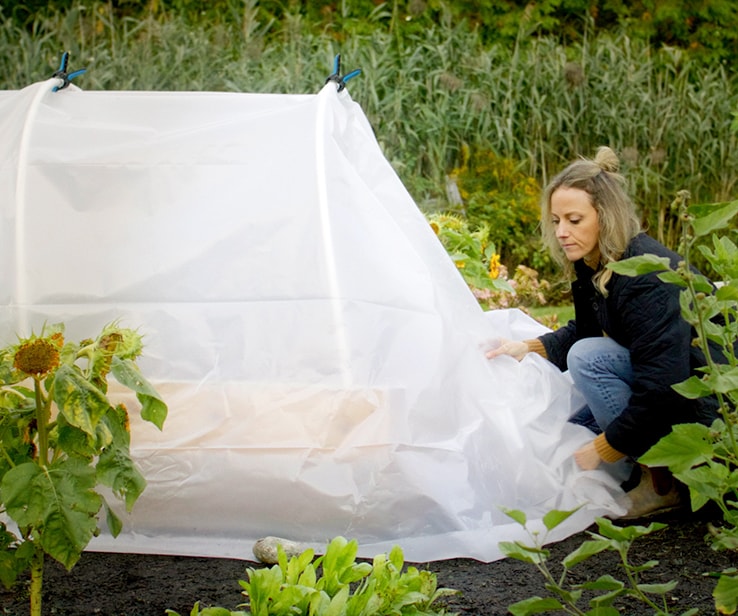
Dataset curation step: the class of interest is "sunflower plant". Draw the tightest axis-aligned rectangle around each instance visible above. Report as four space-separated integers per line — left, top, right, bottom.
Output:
428 212 514 299
607 192 738 612
0 322 167 616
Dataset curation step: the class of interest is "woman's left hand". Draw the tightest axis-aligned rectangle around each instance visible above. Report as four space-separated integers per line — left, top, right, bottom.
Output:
574 441 602 470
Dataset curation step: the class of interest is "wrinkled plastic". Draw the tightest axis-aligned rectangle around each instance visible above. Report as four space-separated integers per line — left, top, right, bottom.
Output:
0 80 624 562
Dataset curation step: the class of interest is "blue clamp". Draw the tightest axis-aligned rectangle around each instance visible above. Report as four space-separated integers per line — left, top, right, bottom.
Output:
325 54 361 92
51 51 86 92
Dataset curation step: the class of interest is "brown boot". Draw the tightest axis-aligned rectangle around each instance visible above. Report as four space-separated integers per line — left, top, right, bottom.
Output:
619 465 683 520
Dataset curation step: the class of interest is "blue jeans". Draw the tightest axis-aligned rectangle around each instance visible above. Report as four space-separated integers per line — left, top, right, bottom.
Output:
567 337 633 433
566 337 635 484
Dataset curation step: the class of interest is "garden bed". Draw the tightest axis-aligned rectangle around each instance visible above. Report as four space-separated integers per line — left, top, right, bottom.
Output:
1 508 731 615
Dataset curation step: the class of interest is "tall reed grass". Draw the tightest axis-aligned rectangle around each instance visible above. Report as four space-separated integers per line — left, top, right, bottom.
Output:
2 3 736 249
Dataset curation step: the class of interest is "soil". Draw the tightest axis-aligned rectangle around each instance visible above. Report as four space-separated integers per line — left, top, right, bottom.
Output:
1 507 733 616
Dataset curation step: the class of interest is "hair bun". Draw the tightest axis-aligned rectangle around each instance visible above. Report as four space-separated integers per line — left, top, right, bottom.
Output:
594 146 619 173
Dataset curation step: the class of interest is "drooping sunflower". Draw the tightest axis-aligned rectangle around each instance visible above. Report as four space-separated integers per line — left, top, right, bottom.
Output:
13 334 63 379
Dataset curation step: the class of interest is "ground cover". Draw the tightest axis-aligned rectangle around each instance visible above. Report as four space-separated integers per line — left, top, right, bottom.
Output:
1 508 731 616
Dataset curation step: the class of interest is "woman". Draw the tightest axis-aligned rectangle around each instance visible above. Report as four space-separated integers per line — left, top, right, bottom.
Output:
487 146 719 517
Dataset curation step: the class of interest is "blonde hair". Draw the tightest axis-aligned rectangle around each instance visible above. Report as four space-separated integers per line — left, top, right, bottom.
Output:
541 146 641 294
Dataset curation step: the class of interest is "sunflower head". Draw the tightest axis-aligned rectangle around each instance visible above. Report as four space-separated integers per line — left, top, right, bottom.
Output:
13 333 64 379
97 324 143 360
488 253 502 279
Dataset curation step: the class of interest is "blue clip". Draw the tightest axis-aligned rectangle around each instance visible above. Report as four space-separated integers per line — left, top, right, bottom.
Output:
325 54 361 92
51 51 87 92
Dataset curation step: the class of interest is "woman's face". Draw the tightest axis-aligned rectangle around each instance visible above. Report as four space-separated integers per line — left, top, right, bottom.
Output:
550 187 601 264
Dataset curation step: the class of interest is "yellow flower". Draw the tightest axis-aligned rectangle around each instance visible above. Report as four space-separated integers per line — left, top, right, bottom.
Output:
430 221 440 235
14 338 61 378
488 253 501 279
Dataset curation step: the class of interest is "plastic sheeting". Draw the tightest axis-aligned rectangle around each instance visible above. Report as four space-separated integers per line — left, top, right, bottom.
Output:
0 79 625 563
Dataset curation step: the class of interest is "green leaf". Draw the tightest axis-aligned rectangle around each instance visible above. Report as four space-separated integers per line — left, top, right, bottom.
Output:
500 507 527 526
388 544 404 571
97 444 146 512
1 459 102 570
699 235 738 281
630 559 659 573
0 523 30 589
55 418 97 458
639 423 714 473
319 537 362 596
578 575 624 591
607 254 672 276
704 366 738 394
498 541 548 564
562 539 611 568
103 499 123 537
0 348 22 386
96 406 147 511
283 548 312 586
52 365 111 437
636 580 678 595
312 591 335 615
542 508 579 531
111 356 167 430
714 571 738 615
690 200 738 236
677 463 731 505
657 270 688 288
716 282 738 302
324 585 349 616
544 584 582 605
508 596 564 616
1 463 44 526
691 273 717 294
594 518 666 542
243 566 285 614
672 375 715 399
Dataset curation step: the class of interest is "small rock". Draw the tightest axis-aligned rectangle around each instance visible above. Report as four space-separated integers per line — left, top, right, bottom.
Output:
252 536 306 564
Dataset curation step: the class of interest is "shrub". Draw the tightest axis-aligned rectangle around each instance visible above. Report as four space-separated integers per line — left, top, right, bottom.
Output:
448 147 547 275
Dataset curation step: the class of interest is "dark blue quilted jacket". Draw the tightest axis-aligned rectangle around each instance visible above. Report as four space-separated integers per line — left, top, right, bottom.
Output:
540 233 721 458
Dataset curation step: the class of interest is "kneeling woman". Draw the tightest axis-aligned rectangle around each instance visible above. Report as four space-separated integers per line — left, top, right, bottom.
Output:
488 146 720 517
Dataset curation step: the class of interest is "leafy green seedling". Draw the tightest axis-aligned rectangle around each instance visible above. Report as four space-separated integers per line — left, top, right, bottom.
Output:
167 536 459 616
499 507 693 616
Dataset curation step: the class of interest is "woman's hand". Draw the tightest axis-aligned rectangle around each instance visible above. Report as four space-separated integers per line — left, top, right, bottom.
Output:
574 441 602 470
485 339 529 362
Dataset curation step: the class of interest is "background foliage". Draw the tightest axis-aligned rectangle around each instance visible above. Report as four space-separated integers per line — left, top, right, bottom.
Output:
2 0 737 289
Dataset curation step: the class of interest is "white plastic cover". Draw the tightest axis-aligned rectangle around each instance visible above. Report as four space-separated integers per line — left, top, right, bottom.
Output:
0 79 624 562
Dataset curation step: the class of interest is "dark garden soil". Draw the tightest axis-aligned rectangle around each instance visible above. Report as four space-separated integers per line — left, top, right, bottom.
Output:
2 507 734 616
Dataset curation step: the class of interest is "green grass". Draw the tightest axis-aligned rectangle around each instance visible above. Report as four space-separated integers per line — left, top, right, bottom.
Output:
1 3 736 270
529 304 575 326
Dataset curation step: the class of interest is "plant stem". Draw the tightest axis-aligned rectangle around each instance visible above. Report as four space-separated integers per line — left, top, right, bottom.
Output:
29 543 44 616
535 563 586 615
34 378 49 467
619 551 663 612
